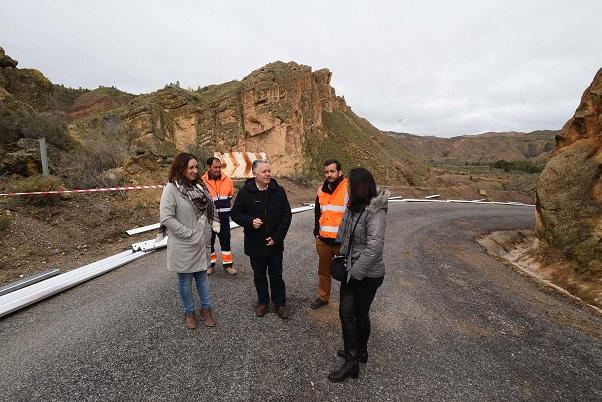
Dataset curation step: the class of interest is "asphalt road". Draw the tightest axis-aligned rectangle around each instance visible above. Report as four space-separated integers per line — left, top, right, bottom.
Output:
1 203 601 401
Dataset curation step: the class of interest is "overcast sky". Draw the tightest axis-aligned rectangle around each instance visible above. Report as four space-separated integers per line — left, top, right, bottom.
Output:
1 0 600 137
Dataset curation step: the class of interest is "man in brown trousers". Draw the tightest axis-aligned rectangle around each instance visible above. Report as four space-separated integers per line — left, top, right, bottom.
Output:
311 159 348 309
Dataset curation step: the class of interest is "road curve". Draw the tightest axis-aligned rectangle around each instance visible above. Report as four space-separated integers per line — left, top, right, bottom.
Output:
1 203 601 401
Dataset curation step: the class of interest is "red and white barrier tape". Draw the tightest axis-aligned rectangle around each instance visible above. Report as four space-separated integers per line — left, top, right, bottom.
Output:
0 184 165 197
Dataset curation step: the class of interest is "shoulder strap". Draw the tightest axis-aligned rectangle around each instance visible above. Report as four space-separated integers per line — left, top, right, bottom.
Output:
346 209 364 256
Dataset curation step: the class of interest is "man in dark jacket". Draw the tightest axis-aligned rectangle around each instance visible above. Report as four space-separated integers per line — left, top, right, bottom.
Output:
231 159 292 319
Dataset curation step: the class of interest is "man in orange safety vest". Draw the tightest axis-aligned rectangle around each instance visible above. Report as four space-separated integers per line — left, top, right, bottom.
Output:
311 159 348 309
202 157 237 276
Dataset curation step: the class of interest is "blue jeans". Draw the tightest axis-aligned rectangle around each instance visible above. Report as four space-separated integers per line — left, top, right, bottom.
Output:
178 271 211 314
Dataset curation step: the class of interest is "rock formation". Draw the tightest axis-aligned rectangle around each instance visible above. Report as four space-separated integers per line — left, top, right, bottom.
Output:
535 68 602 273
1 47 424 184
64 60 421 181
107 62 338 175
0 47 54 112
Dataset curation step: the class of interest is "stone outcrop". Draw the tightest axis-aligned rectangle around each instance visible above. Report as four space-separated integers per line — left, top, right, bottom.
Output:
81 62 339 176
535 68 602 273
0 48 54 112
0 47 17 68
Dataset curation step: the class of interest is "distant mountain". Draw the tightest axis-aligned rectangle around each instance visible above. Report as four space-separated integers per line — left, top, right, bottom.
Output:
385 130 558 162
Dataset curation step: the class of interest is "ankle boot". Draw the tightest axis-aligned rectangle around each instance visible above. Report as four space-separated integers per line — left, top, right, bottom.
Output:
184 313 197 329
328 351 359 382
337 348 368 363
199 308 216 327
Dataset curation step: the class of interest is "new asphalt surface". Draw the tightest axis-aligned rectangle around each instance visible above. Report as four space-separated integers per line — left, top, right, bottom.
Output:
1 203 601 401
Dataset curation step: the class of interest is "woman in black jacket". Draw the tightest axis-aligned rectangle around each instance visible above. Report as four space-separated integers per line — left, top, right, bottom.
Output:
328 167 389 382
231 160 292 319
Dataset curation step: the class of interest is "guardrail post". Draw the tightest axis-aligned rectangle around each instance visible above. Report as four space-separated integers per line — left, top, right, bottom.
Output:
39 137 49 176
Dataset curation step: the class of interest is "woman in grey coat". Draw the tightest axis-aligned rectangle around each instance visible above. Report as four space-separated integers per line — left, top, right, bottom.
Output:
159 153 220 330
328 167 389 382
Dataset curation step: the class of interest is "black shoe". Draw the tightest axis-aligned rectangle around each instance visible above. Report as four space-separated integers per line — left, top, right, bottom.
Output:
337 349 368 363
310 298 328 309
328 354 359 383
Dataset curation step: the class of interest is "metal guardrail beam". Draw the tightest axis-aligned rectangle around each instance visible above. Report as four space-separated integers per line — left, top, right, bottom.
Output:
127 205 315 237
132 205 315 252
0 269 60 297
0 250 148 318
389 198 534 207
126 223 160 236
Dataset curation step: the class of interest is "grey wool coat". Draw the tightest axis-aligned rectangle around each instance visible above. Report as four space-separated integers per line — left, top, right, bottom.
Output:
159 182 212 273
335 188 390 281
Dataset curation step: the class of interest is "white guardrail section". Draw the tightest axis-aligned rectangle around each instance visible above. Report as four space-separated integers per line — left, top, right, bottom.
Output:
131 205 315 252
0 250 146 317
0 205 316 318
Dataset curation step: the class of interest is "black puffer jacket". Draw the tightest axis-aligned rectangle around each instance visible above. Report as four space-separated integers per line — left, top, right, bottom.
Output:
231 178 292 257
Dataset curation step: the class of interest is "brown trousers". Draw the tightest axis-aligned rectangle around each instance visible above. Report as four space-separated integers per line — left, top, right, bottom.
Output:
316 238 341 302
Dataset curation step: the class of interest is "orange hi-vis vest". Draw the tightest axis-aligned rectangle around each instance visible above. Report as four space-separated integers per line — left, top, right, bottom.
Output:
202 172 234 214
318 178 348 238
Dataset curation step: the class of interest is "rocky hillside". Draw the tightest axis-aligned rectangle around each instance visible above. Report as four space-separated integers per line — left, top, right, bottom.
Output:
0 46 425 186
68 62 424 183
535 68 602 275
387 130 557 163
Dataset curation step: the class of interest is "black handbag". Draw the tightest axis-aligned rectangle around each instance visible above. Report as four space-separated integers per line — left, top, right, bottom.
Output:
331 210 364 282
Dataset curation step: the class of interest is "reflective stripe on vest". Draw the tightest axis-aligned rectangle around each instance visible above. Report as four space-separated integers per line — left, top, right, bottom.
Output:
202 173 233 211
318 178 348 238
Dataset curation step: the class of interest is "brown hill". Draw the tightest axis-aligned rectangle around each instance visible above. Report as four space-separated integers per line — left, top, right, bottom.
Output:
535 68 602 274
387 130 558 163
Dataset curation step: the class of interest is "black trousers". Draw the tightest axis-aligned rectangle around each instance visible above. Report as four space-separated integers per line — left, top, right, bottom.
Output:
339 276 383 352
210 214 232 267
249 254 286 306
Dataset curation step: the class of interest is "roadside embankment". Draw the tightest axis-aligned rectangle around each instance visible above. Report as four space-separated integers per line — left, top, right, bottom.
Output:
479 230 602 313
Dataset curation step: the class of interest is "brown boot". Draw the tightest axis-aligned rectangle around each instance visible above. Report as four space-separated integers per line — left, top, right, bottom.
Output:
199 308 216 327
184 313 197 329
255 303 268 317
275 305 289 319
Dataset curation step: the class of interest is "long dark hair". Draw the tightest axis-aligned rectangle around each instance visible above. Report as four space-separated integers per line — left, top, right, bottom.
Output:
348 167 377 212
168 152 199 185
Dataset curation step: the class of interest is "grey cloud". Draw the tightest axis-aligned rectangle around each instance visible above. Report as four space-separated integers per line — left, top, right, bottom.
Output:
1 0 600 137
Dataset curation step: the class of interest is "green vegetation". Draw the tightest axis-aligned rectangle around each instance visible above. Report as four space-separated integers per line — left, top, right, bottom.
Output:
431 159 546 174
492 159 545 173
193 80 241 106
4 175 63 206
304 110 427 185
0 98 72 148
0 214 10 231
52 84 89 111
57 124 133 189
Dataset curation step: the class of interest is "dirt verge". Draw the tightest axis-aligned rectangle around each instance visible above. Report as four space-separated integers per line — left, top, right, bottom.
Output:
479 230 602 312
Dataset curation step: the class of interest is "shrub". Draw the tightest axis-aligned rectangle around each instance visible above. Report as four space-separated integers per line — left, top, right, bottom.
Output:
0 100 72 148
4 175 63 206
58 125 131 189
492 160 545 174
289 172 313 187
0 214 11 231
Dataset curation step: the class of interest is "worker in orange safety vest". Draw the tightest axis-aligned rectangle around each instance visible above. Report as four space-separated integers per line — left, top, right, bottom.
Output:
310 159 348 309
202 157 236 276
